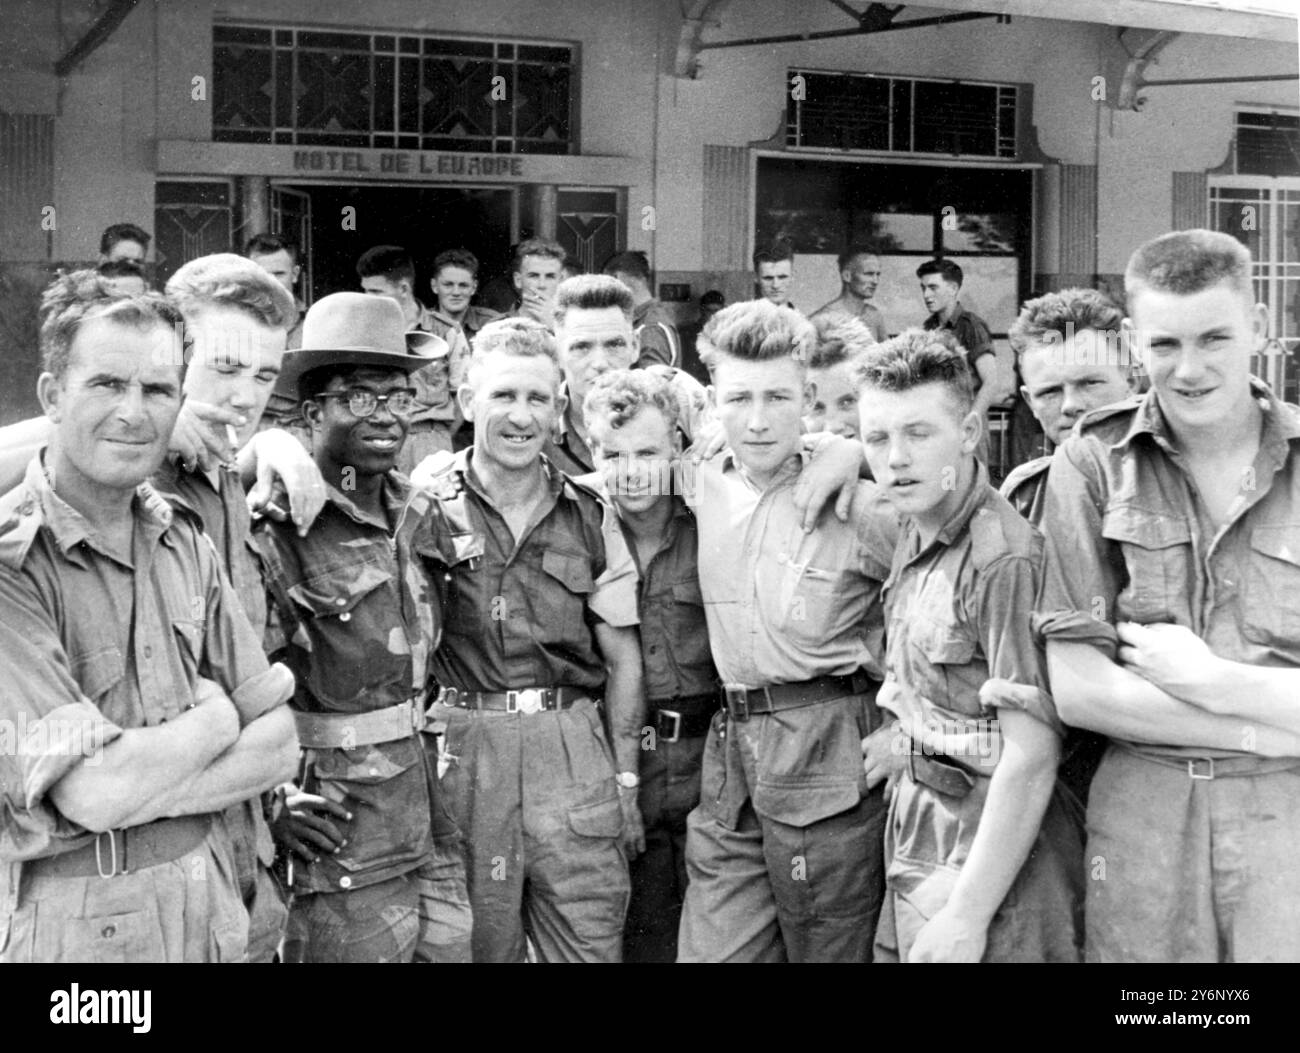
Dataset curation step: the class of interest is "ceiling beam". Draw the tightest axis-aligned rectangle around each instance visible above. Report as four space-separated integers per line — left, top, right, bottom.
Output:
698 10 1000 52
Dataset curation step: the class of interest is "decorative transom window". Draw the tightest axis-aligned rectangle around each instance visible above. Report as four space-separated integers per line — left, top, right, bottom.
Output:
212 24 576 154
1235 109 1300 177
786 69 1018 159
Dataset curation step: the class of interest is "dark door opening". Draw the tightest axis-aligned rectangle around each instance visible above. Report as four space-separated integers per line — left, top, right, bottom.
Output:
285 184 515 306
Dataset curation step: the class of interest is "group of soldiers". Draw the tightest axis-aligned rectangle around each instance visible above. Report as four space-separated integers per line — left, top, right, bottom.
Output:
0 224 1296 963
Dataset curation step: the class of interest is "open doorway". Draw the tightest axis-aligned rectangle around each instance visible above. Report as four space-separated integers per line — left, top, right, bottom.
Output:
275 184 516 307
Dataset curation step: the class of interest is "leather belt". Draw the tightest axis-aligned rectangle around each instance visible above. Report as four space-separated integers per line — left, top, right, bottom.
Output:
440 685 585 715
721 673 863 722
1116 742 1300 781
906 751 977 799
27 814 213 879
294 697 426 749
649 693 718 742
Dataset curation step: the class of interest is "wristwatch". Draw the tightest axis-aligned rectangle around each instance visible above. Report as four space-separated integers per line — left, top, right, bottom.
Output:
615 770 640 790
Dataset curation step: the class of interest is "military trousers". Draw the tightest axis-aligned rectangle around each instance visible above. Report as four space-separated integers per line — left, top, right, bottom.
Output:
435 696 630 963
623 730 706 963
1084 745 1300 963
677 693 887 963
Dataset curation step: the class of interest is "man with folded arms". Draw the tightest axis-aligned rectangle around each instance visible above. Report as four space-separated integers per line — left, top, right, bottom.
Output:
0 272 297 962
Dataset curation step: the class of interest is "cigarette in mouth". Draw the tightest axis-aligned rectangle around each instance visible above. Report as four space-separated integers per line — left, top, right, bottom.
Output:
225 424 240 450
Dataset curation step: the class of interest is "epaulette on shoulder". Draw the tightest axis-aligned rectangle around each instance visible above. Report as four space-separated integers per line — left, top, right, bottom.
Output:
563 470 606 506
0 482 44 571
1000 454 1051 496
1074 396 1141 436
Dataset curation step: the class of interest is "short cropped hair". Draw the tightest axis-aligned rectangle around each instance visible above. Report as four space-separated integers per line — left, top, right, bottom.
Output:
1124 228 1254 304
244 232 299 262
554 274 635 327
602 250 651 286
356 245 415 285
809 316 876 370
700 289 725 309
855 327 974 413
467 316 563 387
1008 287 1129 366
433 248 480 278
698 299 817 377
99 222 150 256
40 269 183 383
584 368 681 437
166 253 297 331
752 239 795 270
837 245 879 271
916 258 963 287
512 237 566 272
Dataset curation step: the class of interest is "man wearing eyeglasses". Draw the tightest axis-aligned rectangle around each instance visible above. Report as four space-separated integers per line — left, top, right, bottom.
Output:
257 293 471 963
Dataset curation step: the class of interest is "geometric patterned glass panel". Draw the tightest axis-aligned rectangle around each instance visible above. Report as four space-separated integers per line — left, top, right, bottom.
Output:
556 190 621 274
154 181 233 288
213 24 576 154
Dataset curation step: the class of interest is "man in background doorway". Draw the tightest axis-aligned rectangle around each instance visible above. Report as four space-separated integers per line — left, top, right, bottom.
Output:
509 237 567 330
603 250 681 369
430 248 502 346
753 240 797 310
811 246 888 342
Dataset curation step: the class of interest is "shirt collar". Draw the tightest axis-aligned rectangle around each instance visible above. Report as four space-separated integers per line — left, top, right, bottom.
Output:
718 446 808 489
322 470 409 530
457 446 567 505
26 449 175 562
1113 377 1299 454
931 458 991 548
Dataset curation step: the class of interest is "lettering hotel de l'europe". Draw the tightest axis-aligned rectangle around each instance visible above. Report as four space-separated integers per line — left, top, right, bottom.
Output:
292 148 526 178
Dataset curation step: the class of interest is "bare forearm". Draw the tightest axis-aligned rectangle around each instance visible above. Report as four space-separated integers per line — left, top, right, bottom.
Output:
1207 663 1300 742
50 700 240 831
605 664 646 773
947 736 1057 928
144 706 299 821
1048 642 1264 750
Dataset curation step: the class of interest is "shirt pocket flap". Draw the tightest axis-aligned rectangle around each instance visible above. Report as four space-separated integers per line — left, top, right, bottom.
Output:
288 561 394 617
1250 525 1300 568
670 577 704 606
567 794 623 838
752 780 862 829
69 646 125 703
1102 506 1192 550
915 621 977 665
542 549 594 595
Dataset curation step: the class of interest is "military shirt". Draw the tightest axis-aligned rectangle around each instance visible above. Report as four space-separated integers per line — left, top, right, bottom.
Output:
633 299 681 369
924 303 995 390
427 449 639 693
999 455 1052 528
1033 381 1300 759
153 458 267 638
0 454 292 864
689 450 899 688
882 461 1061 768
257 471 444 893
574 482 717 702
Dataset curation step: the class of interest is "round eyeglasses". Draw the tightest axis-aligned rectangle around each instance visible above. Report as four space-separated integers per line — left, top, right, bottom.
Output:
316 388 418 418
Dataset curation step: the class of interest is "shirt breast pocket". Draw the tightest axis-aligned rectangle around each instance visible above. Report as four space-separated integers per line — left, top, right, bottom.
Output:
909 618 980 713
287 562 396 703
69 645 125 706
538 549 594 640
1243 526 1300 659
782 564 845 647
1102 506 1192 624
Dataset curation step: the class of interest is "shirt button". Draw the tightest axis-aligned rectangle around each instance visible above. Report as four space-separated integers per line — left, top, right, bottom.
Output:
339 611 351 622
339 876 352 889
101 924 116 939
143 645 153 659
369 767 379 776
335 598 347 607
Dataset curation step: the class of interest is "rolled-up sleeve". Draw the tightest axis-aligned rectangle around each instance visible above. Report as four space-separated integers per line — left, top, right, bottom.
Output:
0 568 124 856
1032 437 1122 657
978 551 1063 738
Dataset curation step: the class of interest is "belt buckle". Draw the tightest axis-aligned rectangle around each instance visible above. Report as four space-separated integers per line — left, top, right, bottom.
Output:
507 689 544 715
723 684 749 721
657 709 683 743
1188 757 1215 780
95 829 123 878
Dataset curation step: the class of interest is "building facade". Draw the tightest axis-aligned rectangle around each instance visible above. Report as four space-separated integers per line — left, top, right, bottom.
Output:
1 0 1296 425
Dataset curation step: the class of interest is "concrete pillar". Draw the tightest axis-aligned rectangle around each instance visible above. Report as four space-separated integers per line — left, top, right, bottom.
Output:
533 184 557 239
239 175 270 246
